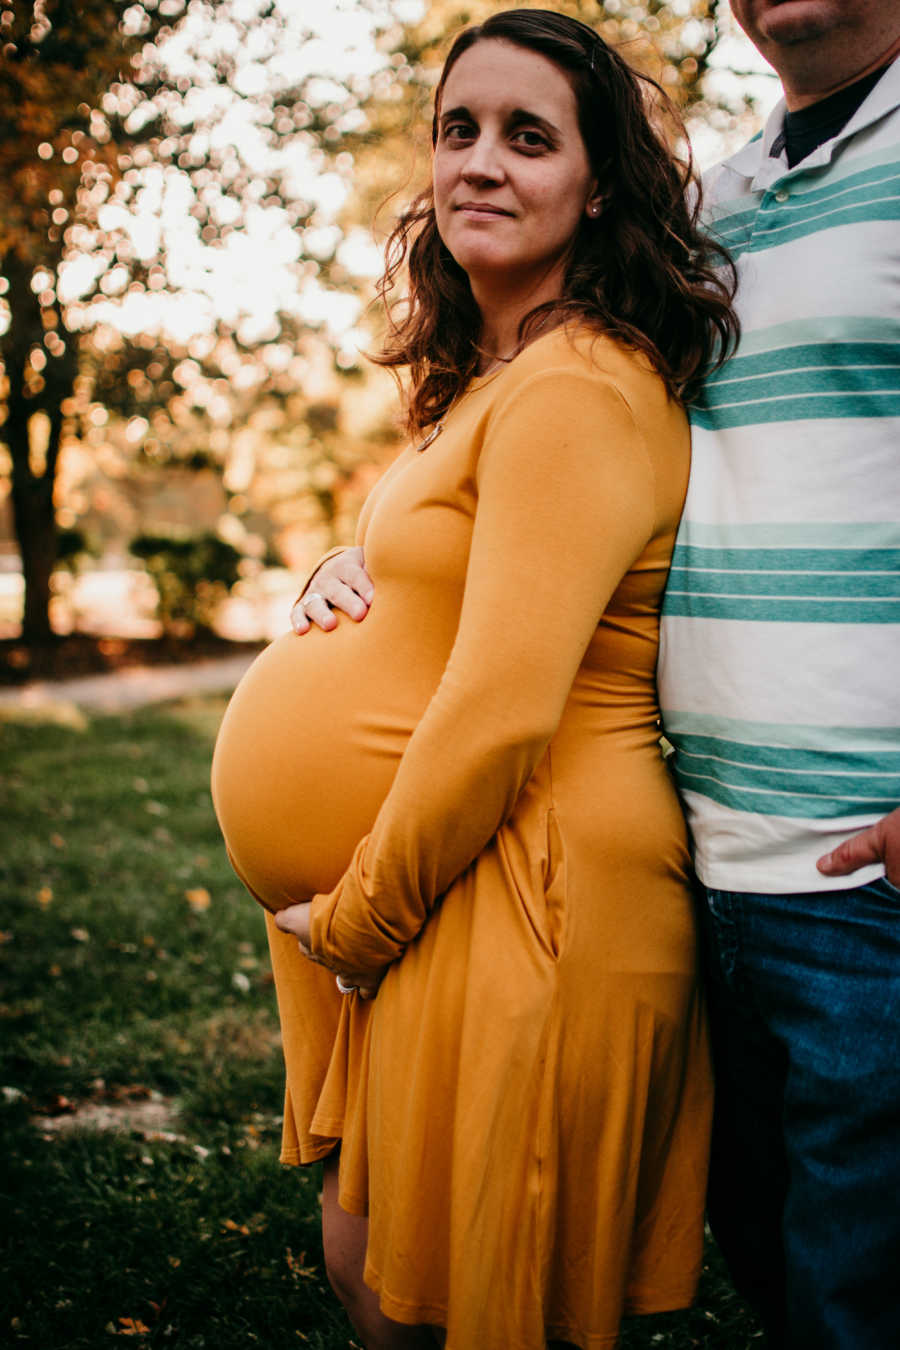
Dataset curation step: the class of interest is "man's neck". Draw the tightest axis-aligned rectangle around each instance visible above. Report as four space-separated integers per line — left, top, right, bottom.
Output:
782 32 900 110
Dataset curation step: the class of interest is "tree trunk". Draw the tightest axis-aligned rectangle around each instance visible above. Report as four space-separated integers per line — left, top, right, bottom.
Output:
10 459 57 644
2 251 75 644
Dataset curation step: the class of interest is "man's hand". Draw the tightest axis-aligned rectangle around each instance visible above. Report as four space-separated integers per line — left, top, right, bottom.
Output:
273 901 382 999
816 805 900 888
290 547 374 634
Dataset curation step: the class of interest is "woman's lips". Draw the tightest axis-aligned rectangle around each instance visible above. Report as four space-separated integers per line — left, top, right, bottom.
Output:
454 202 515 217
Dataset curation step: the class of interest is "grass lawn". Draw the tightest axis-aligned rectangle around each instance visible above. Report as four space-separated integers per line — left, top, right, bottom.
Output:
0 694 763 1349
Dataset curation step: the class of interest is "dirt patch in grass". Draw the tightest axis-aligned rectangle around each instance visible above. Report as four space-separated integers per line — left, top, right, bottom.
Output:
32 1093 183 1140
195 1008 282 1062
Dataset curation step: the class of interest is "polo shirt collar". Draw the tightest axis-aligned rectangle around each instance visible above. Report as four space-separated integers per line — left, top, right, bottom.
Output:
722 53 900 192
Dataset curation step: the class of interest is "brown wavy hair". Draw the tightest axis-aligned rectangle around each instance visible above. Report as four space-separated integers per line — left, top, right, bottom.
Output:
374 8 739 434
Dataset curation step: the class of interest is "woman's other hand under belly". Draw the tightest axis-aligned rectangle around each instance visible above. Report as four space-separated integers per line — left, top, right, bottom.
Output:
275 901 383 999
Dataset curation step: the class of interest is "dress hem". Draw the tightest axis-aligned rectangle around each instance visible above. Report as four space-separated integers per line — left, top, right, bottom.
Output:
364 1263 699 1345
279 1133 340 1168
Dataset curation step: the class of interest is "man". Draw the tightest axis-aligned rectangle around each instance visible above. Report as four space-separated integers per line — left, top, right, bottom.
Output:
657 2 900 1346
292 3 900 1344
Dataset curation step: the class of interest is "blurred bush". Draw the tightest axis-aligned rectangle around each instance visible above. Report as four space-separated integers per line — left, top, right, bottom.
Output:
129 531 243 636
55 527 99 573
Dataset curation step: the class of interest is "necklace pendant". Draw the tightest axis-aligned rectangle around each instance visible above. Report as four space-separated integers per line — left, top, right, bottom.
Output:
415 423 443 453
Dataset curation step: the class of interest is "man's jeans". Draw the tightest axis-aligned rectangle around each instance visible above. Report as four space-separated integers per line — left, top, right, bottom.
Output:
700 879 900 1350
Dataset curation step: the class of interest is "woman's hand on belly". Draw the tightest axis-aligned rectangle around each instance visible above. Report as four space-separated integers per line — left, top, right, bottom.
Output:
274 901 383 1000
291 547 373 634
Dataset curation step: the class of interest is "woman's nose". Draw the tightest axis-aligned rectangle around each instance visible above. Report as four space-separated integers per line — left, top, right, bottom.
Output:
460 136 504 185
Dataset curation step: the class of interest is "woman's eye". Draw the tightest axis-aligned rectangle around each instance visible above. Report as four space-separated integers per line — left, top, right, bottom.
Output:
444 122 474 142
512 129 548 150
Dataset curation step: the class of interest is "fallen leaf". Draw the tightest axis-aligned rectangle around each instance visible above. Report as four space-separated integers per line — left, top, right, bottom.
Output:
71 927 90 943
285 1248 319 1280
116 1316 150 1335
36 886 53 907
185 887 211 912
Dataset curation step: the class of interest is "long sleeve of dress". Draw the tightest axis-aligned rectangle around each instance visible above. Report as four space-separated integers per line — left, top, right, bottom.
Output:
308 367 659 973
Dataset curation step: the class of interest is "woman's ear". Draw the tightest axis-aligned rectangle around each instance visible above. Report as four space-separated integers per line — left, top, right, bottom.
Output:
585 194 604 219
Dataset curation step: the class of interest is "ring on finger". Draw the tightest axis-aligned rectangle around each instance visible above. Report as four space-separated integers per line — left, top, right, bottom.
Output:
336 975 358 995
304 591 327 607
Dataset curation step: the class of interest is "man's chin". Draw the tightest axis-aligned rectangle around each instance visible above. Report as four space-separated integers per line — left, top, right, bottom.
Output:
758 1 839 47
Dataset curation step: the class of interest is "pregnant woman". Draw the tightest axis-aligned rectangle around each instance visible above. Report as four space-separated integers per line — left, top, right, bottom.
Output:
212 10 737 1348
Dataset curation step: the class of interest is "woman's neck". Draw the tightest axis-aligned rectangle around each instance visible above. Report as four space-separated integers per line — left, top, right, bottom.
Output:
475 303 560 375
470 267 566 374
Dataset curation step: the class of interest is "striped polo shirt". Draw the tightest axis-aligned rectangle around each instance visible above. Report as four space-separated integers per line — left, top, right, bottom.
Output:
658 58 900 893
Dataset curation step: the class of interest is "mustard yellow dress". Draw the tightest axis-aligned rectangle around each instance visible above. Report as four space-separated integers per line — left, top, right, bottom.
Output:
211 326 710 1349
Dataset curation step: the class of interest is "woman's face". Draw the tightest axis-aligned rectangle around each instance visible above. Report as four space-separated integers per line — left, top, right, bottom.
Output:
433 39 598 305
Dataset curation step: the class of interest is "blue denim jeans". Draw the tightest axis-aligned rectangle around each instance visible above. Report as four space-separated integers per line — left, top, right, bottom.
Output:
700 879 900 1350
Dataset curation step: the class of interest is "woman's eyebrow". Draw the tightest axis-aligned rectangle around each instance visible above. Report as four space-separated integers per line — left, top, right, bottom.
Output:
507 108 561 141
439 104 562 142
439 104 473 127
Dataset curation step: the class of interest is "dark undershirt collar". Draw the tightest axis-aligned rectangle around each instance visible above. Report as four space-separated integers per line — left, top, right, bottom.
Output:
771 65 890 167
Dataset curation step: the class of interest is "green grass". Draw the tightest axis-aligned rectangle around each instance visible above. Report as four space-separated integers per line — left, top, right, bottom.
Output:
0 696 763 1348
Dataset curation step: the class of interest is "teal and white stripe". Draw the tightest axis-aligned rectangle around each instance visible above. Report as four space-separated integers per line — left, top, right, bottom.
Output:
691 319 900 430
663 712 900 820
659 60 900 893
665 520 900 624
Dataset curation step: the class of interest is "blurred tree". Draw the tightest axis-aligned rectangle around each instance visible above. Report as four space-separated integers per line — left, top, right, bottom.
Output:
0 0 179 640
0 0 405 642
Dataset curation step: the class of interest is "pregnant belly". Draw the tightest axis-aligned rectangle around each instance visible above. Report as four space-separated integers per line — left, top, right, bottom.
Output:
212 628 412 912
